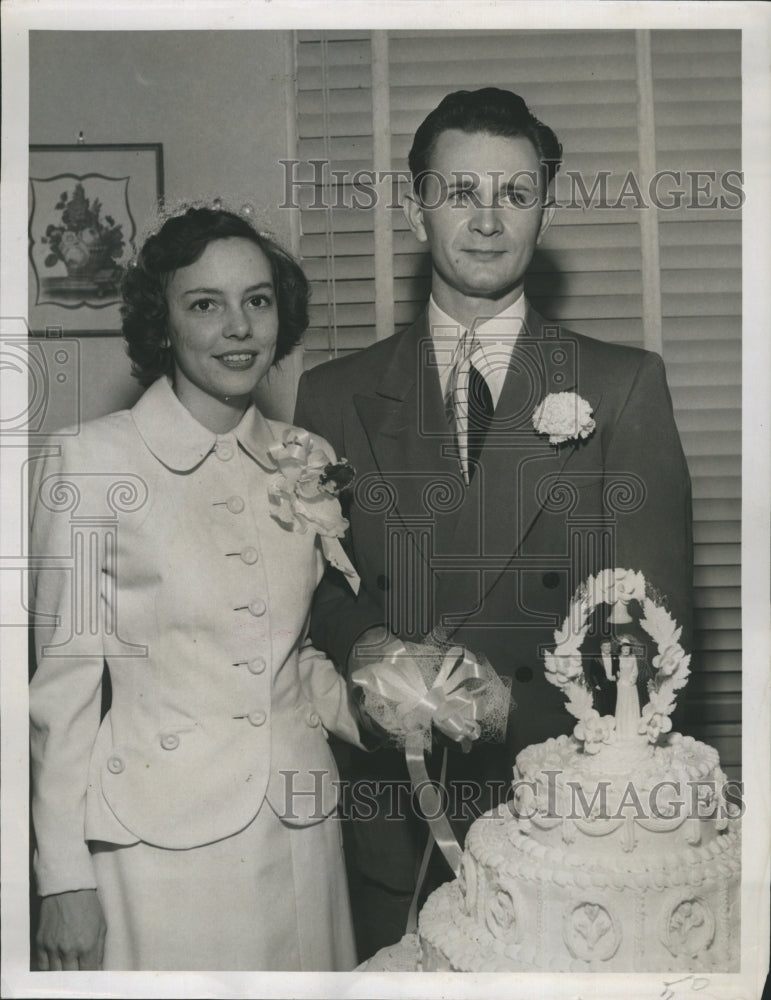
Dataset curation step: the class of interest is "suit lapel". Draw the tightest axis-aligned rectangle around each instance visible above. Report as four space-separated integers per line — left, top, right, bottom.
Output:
499 304 600 551
438 305 602 629
353 313 460 523
351 314 466 639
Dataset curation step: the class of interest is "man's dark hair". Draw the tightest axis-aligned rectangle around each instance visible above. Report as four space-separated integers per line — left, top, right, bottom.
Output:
121 207 309 387
408 87 563 198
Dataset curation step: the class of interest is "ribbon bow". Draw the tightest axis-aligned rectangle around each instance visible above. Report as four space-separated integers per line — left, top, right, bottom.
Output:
352 643 488 749
267 427 328 496
352 638 511 927
353 641 495 903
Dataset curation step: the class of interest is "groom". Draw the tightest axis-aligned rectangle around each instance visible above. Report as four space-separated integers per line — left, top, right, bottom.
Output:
294 87 693 959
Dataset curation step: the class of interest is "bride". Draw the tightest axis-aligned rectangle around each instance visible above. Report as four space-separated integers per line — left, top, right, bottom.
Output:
30 206 362 972
614 636 641 741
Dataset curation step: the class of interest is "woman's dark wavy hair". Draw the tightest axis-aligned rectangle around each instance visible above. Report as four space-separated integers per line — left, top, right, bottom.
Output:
408 87 563 200
121 207 310 387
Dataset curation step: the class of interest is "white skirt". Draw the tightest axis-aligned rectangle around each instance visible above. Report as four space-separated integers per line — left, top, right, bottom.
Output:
91 803 356 971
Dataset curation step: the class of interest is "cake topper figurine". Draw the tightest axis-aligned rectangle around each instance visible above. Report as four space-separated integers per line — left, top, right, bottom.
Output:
614 635 640 741
543 568 691 751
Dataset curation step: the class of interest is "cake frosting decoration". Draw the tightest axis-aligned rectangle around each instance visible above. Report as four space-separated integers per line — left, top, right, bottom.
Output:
416 568 741 973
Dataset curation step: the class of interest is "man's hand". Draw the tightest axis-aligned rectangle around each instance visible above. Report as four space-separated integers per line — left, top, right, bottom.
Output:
35 889 106 971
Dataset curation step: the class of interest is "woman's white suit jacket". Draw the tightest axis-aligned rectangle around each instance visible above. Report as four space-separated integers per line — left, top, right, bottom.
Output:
29 377 360 897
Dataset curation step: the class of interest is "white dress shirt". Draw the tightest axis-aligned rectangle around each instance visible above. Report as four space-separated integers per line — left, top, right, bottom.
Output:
428 293 527 409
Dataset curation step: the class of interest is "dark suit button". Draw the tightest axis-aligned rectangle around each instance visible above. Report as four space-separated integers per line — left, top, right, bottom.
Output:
542 572 561 589
515 666 533 683
376 574 390 591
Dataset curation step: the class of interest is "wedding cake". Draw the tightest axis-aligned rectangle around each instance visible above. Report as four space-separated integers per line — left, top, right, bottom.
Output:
418 570 741 973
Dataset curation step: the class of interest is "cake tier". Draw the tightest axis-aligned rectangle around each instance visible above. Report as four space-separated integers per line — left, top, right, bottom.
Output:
419 805 740 973
511 732 735 857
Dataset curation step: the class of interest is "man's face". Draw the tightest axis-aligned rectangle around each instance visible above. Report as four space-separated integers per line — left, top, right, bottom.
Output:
404 129 554 326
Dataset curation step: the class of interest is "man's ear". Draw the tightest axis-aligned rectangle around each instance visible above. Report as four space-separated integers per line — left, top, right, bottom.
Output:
536 198 556 245
403 190 428 244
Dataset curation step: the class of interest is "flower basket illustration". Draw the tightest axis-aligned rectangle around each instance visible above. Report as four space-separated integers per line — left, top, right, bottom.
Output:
28 144 163 331
43 183 125 279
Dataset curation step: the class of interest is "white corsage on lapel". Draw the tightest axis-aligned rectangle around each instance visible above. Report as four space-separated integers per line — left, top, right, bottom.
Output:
267 427 360 593
532 391 596 446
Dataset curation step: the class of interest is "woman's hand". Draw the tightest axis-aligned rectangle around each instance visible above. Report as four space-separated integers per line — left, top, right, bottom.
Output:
35 889 106 970
347 626 400 749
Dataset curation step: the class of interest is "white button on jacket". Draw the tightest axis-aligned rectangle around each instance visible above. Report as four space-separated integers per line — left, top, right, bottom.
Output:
29 377 361 897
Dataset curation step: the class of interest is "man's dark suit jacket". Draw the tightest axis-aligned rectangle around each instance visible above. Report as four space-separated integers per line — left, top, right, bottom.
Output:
294 304 693 894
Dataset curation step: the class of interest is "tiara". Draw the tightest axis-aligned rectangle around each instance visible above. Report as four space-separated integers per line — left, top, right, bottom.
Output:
128 197 276 267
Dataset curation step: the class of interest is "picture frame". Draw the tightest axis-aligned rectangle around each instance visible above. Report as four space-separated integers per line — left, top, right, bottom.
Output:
28 143 164 336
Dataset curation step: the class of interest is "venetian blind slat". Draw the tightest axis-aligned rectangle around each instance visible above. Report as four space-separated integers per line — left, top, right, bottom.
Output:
390 80 640 111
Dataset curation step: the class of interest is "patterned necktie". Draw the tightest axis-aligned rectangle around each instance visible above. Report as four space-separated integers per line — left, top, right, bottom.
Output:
447 333 494 483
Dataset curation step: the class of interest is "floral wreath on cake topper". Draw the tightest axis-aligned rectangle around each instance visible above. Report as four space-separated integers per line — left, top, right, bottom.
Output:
544 568 691 752
267 427 360 593
532 391 596 445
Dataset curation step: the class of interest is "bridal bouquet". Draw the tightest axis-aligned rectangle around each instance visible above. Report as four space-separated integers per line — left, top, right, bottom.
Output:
351 631 512 878
350 633 511 753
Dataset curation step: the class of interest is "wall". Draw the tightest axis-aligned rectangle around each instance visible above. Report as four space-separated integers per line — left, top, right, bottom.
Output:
29 29 302 425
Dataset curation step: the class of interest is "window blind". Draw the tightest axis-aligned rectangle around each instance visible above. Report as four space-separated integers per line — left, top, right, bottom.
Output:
294 28 742 776
388 30 646 346
652 29 741 773
296 33 377 355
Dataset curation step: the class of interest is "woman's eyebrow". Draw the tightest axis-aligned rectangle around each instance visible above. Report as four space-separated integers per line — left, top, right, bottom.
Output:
181 281 274 297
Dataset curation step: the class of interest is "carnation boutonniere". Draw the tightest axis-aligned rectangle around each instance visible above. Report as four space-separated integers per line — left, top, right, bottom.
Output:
267 428 359 592
532 391 596 446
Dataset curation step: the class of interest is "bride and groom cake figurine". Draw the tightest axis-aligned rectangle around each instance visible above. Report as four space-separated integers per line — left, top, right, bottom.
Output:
588 636 648 742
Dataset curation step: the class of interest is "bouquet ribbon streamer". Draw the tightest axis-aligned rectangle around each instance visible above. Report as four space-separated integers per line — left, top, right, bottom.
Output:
351 640 511 932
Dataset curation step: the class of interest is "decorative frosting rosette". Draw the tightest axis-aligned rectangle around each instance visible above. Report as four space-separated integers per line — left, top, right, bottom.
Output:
267 427 359 592
543 568 691 752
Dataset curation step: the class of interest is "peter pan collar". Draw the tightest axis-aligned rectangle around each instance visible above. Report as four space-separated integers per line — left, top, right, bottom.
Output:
131 376 276 472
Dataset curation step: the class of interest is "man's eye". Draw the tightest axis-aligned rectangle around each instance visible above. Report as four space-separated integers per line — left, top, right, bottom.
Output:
450 189 472 206
505 189 533 208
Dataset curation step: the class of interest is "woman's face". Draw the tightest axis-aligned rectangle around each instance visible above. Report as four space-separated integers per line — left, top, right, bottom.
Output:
165 237 279 429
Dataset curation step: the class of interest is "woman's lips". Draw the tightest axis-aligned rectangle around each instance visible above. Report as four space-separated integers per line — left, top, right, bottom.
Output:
216 352 258 370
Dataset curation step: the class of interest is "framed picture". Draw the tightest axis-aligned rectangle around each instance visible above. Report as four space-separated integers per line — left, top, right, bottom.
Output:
28 143 164 335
